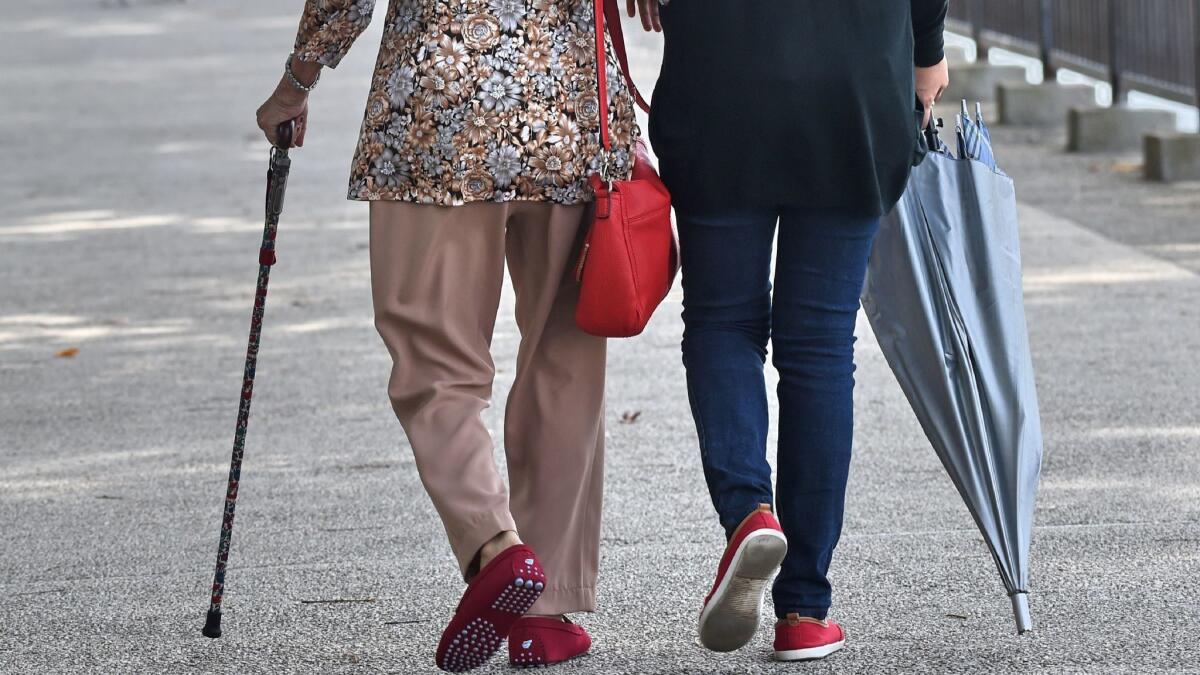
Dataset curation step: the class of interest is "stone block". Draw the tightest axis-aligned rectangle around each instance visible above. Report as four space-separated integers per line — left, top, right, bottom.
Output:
997 81 1096 127
1144 133 1200 182
945 45 970 66
944 63 1027 103
1067 106 1178 153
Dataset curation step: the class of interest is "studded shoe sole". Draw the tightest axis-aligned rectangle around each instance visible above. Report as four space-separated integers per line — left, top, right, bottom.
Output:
436 546 546 672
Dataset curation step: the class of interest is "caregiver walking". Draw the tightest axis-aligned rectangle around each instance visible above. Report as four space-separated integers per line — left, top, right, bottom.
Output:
631 0 950 662
255 0 639 671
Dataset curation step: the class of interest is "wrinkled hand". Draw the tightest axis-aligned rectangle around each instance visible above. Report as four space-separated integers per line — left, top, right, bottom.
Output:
916 57 950 128
256 76 309 148
626 0 662 32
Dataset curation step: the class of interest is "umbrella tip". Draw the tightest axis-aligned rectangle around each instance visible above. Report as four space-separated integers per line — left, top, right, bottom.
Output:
1011 592 1033 635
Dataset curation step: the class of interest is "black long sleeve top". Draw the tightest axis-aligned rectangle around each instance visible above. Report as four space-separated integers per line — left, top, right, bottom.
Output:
648 0 948 216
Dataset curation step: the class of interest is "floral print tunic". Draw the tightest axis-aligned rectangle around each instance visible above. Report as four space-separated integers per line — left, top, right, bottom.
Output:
293 0 640 205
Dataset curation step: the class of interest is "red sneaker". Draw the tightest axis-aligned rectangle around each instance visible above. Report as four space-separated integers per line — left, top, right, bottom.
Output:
698 504 788 652
435 544 546 672
773 615 845 661
508 616 591 668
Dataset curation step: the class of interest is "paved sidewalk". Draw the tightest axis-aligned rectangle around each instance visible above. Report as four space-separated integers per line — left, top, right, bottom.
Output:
2 2 1198 673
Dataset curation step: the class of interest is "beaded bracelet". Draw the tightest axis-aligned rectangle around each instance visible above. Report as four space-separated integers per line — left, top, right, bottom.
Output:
284 54 320 93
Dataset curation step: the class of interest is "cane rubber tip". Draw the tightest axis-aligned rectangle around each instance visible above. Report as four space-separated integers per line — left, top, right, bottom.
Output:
202 609 223 639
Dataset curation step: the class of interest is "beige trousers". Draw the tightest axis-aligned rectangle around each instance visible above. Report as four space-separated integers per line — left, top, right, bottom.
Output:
369 201 606 614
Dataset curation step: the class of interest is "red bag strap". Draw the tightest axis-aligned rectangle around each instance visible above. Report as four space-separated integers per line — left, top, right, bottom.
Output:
595 0 651 153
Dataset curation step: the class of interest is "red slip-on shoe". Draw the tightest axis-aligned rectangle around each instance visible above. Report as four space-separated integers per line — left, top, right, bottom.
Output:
772 614 845 661
508 616 591 668
435 544 546 672
698 503 788 652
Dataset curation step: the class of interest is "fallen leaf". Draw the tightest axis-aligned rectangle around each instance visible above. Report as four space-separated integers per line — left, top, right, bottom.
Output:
56 348 79 358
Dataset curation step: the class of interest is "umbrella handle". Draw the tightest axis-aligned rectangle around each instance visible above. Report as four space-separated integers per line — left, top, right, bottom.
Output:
275 120 295 150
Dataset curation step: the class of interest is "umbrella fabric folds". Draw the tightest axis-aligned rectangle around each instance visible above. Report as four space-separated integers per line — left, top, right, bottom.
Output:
956 100 1000 173
861 104 1043 634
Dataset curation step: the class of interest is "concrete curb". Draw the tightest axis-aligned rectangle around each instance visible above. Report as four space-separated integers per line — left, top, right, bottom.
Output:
945 44 970 66
1144 132 1200 182
997 81 1096 127
945 62 1027 103
1066 105 1177 153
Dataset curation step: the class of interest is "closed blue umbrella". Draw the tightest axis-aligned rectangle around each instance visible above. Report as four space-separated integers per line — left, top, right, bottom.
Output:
862 104 1043 634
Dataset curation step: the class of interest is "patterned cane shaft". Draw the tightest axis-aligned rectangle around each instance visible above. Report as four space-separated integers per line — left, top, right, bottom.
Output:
206 148 290 615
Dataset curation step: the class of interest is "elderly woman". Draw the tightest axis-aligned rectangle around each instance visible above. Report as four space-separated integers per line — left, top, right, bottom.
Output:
630 0 950 662
256 1 637 671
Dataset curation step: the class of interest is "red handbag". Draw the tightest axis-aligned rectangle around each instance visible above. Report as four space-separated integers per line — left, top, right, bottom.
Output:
574 0 678 338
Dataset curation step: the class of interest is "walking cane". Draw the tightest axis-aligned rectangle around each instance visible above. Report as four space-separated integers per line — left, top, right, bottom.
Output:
202 120 295 639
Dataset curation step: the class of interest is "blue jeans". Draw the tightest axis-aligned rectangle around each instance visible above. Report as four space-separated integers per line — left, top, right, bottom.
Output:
678 206 880 620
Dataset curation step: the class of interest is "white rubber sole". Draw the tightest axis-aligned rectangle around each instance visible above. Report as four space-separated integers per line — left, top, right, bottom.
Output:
697 528 788 652
773 638 845 662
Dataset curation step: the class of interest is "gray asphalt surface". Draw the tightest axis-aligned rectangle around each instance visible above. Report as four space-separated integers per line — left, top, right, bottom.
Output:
2 2 1199 673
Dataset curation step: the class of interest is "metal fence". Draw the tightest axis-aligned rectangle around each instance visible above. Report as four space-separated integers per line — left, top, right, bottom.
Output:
947 0 1200 108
